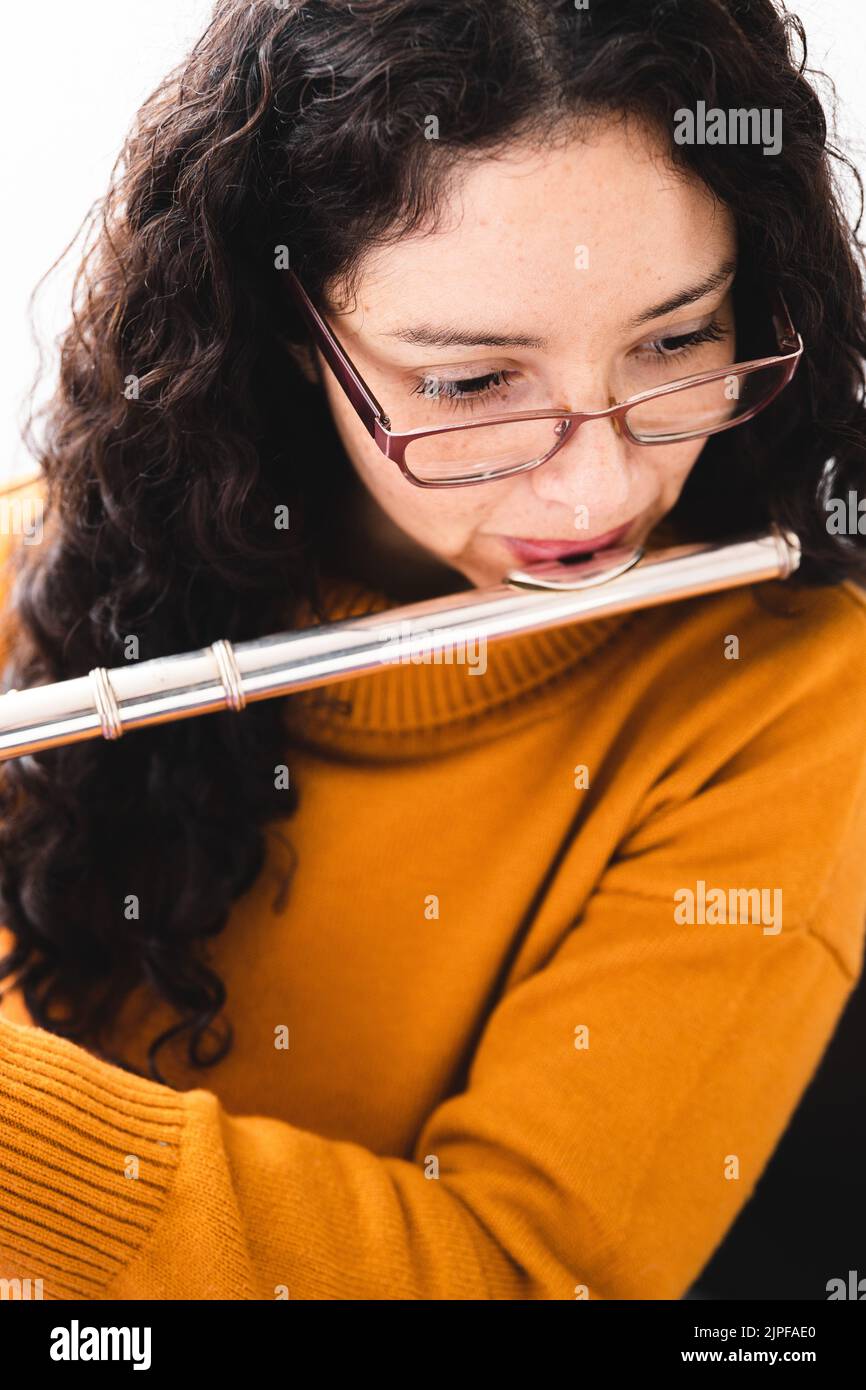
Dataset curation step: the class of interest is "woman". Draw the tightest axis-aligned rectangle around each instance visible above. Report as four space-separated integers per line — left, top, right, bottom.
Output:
1 0 865 1301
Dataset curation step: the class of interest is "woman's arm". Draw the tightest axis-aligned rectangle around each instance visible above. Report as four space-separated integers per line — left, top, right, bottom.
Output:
3 621 865 1299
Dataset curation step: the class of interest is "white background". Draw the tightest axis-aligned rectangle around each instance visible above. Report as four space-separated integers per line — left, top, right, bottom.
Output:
2 0 865 485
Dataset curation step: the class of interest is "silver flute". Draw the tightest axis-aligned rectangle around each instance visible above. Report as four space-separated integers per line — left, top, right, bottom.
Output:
0 527 801 762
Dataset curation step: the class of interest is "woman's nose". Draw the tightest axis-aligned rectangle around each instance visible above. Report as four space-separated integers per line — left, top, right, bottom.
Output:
530 413 632 514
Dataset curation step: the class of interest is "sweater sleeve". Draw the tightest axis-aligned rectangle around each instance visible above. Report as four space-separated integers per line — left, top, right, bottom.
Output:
2 618 866 1301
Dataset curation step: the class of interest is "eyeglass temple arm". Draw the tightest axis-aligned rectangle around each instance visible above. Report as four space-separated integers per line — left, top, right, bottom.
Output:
284 270 391 436
771 290 802 354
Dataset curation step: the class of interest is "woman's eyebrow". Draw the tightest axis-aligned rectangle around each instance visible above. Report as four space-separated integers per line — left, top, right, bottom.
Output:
382 257 737 351
384 323 547 350
627 257 738 328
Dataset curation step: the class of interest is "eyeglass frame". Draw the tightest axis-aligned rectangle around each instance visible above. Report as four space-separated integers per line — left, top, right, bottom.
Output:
284 269 804 489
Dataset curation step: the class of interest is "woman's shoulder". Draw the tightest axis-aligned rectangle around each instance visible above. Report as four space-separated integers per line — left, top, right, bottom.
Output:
736 572 866 662
828 575 866 627
618 568 866 774
652 563 866 673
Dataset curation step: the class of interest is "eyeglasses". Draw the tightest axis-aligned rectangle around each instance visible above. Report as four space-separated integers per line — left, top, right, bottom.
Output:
285 270 803 488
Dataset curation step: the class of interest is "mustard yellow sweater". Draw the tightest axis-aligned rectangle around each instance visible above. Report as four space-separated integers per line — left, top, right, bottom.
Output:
1 470 866 1300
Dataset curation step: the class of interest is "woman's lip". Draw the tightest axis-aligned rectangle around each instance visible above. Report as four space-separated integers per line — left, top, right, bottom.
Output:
499 520 636 563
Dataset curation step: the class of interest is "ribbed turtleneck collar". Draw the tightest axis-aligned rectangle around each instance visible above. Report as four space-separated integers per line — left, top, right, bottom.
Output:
282 519 682 760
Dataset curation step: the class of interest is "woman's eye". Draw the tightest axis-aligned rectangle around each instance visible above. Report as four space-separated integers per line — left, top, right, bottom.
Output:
409 367 517 410
642 318 728 360
406 321 729 412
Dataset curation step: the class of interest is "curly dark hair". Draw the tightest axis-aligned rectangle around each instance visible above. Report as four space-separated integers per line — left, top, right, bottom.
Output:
1 0 864 1084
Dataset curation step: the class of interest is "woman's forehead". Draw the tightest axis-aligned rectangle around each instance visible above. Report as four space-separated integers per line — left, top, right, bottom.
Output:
328 124 735 337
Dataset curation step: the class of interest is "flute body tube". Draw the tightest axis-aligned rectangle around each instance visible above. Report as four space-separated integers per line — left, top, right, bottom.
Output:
0 527 800 762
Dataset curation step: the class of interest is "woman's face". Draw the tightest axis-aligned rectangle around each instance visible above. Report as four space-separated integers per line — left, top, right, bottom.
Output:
308 117 737 591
